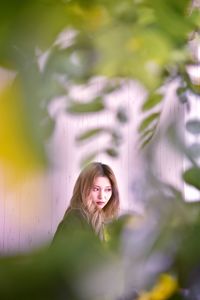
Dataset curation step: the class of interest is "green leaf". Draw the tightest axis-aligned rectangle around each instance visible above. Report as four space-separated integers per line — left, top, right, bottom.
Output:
80 151 100 168
186 119 200 135
183 167 200 190
142 93 163 111
140 126 156 141
102 82 120 95
190 83 200 96
0 79 47 180
105 148 118 157
150 0 193 43
139 112 160 133
140 132 155 149
67 97 105 114
190 8 200 27
106 214 133 251
40 76 66 102
177 86 187 96
111 130 123 146
76 127 106 142
45 48 74 75
41 116 55 140
116 107 129 123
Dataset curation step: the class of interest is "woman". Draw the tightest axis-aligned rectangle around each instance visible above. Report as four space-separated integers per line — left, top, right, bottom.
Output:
53 162 120 242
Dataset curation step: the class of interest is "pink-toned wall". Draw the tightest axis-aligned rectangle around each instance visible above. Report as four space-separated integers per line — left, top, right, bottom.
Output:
0 70 184 254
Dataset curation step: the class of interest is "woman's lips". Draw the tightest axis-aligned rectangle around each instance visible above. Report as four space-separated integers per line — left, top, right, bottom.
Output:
96 201 105 206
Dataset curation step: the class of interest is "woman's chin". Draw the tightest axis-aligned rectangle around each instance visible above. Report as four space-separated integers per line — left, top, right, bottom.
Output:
96 201 105 209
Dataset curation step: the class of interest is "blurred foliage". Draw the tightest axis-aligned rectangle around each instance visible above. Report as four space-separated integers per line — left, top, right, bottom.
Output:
0 0 199 172
0 230 118 300
1 0 200 300
0 79 47 180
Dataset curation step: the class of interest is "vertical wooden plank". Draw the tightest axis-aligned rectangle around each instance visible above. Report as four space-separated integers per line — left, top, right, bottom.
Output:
3 187 20 254
184 92 200 201
152 81 185 191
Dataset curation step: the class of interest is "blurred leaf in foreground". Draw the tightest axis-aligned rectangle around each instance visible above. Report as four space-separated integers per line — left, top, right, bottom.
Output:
0 80 47 182
0 224 122 300
183 167 200 190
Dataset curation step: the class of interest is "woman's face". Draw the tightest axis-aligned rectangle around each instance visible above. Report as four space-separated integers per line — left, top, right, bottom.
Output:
89 176 112 209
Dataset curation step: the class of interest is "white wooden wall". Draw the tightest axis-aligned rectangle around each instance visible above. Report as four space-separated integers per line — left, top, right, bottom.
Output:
0 71 184 254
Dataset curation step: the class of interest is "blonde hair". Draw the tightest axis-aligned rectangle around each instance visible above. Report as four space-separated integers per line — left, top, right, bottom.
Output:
65 162 120 238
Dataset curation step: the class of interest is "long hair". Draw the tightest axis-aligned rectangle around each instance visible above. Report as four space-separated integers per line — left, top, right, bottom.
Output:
65 162 120 237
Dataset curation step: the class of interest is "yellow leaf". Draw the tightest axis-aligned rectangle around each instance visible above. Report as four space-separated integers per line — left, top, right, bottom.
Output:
150 274 178 300
0 81 46 183
66 3 110 31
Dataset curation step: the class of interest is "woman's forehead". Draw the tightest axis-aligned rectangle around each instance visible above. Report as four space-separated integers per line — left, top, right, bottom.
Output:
93 176 111 186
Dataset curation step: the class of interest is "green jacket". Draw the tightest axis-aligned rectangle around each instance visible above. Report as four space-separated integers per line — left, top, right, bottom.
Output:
52 208 94 244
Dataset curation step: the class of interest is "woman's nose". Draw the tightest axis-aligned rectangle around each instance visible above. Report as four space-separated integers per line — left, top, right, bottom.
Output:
98 190 104 199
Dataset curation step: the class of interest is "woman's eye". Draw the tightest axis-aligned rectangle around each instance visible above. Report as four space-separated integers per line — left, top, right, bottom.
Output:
93 187 99 192
105 188 112 193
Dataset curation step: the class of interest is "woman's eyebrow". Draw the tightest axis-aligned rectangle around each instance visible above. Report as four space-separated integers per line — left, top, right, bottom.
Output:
93 185 112 188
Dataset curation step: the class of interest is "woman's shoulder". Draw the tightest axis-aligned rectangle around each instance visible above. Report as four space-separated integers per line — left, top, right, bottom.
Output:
64 208 88 224
52 208 91 243
60 208 89 230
